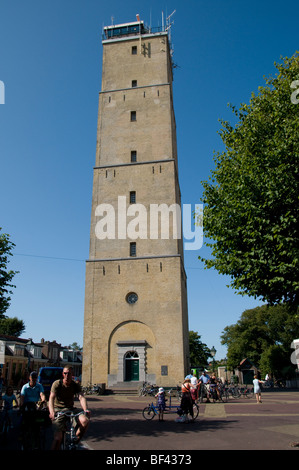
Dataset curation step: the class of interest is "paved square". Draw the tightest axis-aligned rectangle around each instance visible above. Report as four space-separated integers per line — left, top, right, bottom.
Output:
83 390 299 451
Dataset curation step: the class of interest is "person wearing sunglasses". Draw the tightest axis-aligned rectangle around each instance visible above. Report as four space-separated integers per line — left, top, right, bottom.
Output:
49 366 90 450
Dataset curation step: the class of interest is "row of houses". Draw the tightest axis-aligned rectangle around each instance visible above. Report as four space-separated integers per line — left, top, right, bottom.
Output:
0 334 82 388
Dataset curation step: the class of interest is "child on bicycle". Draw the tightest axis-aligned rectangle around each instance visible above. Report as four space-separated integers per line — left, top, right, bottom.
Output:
155 387 166 421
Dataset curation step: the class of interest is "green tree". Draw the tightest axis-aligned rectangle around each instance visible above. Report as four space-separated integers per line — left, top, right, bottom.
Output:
0 228 25 337
221 304 299 377
0 228 18 317
0 316 25 337
68 342 82 351
199 54 299 308
189 330 210 368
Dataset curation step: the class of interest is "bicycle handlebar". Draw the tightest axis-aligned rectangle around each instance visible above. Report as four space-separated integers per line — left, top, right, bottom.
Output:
55 410 88 419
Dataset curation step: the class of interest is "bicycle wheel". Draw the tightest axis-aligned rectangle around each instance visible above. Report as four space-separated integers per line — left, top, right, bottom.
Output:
142 406 156 420
63 429 74 450
231 388 241 399
192 403 199 420
220 390 228 402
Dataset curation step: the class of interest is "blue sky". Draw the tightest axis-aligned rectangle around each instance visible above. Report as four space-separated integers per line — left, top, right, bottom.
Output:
1 0 298 360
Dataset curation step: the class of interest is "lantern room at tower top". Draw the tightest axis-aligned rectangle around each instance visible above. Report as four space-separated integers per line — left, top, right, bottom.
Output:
102 13 175 42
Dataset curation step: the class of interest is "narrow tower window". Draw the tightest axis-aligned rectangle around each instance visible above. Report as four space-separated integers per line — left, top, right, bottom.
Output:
132 46 137 55
131 111 137 121
130 191 136 204
130 242 136 257
132 80 137 87
131 150 137 162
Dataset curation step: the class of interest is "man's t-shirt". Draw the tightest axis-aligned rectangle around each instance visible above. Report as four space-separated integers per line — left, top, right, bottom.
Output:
21 382 44 403
51 379 81 409
199 374 210 384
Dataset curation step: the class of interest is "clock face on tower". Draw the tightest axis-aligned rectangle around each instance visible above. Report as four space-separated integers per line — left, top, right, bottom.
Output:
126 292 138 304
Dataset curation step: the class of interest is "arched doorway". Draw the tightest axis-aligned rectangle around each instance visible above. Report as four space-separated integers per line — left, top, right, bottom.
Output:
124 351 139 381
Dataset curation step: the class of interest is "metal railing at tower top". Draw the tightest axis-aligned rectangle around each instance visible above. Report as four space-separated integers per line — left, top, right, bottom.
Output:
102 24 166 41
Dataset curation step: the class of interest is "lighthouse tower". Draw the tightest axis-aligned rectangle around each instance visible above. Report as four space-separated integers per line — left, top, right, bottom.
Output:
82 17 189 389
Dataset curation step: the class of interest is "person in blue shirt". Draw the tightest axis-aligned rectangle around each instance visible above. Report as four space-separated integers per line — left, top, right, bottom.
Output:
20 371 46 409
199 370 211 403
20 371 48 446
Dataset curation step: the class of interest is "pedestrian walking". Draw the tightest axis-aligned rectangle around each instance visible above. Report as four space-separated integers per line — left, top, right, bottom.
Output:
253 375 263 403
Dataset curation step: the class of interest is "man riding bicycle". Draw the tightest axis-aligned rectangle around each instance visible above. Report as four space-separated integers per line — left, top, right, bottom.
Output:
20 371 47 408
20 371 47 447
49 366 90 450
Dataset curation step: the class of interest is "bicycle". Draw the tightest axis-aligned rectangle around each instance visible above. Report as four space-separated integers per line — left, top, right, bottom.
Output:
81 383 104 395
81 383 92 394
138 382 158 397
20 403 49 450
142 391 199 421
239 385 253 398
226 385 241 399
55 409 87 450
175 384 182 400
209 384 228 403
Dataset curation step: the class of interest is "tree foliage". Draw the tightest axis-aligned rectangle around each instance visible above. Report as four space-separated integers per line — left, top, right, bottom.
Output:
189 330 211 368
68 342 82 351
0 316 25 337
221 304 299 377
0 228 18 318
0 228 25 337
199 54 299 308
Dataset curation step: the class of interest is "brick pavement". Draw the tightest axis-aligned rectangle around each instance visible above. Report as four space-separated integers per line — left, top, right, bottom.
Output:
1 390 299 453
82 390 299 451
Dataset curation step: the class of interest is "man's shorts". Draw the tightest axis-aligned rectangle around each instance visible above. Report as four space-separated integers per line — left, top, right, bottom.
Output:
53 408 82 433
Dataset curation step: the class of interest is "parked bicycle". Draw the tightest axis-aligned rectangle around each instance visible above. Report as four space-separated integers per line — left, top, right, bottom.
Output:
167 385 182 400
55 409 87 450
82 383 105 395
138 382 158 397
226 384 241 399
239 385 253 398
262 380 273 388
210 383 229 402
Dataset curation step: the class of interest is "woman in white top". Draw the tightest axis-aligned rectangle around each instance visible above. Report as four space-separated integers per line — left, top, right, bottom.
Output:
253 375 263 403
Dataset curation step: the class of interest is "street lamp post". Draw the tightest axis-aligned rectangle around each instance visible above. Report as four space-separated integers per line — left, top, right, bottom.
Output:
210 346 216 374
26 338 33 373
225 357 228 384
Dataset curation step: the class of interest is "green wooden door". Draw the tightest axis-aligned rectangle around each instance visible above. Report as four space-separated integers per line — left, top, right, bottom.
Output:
125 352 139 381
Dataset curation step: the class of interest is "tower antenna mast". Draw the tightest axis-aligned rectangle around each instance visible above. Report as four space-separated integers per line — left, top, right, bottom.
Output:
166 10 176 57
